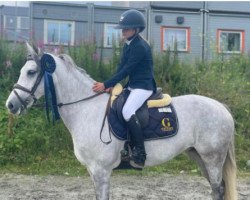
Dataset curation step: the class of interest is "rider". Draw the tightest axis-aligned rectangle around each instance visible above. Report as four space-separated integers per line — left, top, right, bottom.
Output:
92 9 156 167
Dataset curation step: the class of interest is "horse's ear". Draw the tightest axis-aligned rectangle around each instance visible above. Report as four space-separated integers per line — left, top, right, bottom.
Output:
32 42 39 55
37 46 44 57
26 42 37 56
32 42 44 56
26 41 44 60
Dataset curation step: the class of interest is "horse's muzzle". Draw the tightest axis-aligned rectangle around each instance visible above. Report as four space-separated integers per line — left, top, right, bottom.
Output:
6 98 25 115
7 101 18 114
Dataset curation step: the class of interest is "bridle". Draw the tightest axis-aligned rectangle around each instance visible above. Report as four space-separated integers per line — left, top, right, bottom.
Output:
12 53 107 110
12 53 112 144
12 54 44 111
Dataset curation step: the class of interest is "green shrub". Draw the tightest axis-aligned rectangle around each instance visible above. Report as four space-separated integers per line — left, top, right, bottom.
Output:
0 41 26 92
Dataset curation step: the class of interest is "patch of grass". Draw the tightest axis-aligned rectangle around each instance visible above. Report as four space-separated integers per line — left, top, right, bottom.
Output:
235 134 250 171
0 151 249 177
115 154 201 177
0 151 87 176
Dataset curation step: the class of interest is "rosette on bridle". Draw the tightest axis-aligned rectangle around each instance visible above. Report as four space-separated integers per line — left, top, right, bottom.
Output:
41 54 60 122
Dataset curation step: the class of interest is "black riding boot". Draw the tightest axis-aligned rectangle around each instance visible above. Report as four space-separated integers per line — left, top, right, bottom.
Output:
127 114 146 167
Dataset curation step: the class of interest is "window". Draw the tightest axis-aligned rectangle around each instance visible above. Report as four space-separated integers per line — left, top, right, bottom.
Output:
4 16 29 29
161 26 190 52
103 24 122 48
4 16 17 29
217 29 244 53
4 16 30 41
44 20 75 45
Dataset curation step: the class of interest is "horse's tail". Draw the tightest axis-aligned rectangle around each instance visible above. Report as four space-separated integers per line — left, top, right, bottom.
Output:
223 134 237 200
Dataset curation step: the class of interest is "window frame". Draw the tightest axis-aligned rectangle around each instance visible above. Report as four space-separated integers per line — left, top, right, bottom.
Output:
3 15 30 41
44 19 75 46
103 23 122 48
4 15 17 29
217 29 245 54
161 26 190 52
4 15 29 30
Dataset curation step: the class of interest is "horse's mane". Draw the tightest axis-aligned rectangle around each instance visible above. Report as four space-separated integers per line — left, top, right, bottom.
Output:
58 54 93 81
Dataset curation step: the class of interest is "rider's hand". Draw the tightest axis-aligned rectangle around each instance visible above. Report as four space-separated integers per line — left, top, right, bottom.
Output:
92 82 105 92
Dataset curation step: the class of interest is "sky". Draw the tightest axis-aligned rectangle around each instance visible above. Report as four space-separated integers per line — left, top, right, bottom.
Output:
0 1 113 7
0 1 29 7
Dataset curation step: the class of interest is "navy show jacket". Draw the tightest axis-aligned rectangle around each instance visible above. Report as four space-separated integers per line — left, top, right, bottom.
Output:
104 35 156 92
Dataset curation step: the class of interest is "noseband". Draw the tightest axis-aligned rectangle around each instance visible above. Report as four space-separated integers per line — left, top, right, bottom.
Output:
13 54 44 110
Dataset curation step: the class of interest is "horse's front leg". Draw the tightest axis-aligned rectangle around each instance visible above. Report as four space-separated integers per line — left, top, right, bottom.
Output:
88 166 112 200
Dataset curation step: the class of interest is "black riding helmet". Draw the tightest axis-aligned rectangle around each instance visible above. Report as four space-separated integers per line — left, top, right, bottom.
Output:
115 9 146 32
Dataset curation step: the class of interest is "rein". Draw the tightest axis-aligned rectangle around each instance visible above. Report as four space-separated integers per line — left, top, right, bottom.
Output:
57 91 106 108
58 90 112 145
58 91 112 145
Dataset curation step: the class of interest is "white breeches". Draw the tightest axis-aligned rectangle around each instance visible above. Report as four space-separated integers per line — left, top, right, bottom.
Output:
122 88 153 121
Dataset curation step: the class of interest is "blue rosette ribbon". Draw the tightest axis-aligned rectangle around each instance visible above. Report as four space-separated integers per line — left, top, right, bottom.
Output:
41 54 60 122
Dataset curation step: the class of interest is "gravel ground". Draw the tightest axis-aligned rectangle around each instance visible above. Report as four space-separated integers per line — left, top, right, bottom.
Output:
0 173 249 200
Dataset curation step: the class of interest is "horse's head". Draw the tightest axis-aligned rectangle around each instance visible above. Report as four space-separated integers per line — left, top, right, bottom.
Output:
6 43 44 115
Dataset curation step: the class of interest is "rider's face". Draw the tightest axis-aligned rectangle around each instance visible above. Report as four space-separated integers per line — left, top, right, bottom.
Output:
122 28 136 40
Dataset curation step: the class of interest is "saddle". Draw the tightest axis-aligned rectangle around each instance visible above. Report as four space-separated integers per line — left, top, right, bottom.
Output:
107 84 178 141
108 84 178 170
110 83 172 128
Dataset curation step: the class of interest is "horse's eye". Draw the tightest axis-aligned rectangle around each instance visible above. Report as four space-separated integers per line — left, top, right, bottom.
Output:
27 70 37 76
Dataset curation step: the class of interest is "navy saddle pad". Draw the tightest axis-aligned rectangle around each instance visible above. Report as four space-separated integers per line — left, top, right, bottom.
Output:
107 91 179 141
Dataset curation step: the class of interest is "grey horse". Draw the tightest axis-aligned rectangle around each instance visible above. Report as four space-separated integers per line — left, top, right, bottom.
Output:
6 43 237 200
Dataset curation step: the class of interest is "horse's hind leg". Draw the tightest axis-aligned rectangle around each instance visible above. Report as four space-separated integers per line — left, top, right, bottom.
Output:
185 148 209 181
199 151 227 200
186 148 225 199
212 180 225 200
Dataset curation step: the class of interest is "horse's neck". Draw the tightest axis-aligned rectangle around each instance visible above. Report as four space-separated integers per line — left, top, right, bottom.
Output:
53 66 109 135
54 67 95 104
